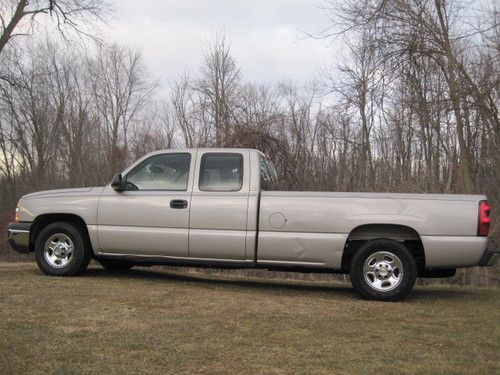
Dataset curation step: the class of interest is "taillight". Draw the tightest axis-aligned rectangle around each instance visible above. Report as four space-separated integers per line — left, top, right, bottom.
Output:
478 200 491 236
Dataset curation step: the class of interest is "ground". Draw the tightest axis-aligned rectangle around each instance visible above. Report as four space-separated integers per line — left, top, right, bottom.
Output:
0 263 499 375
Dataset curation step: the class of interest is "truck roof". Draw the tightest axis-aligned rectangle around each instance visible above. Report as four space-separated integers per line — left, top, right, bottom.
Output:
147 148 264 156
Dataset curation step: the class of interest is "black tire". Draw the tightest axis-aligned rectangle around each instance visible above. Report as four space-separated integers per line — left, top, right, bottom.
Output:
98 259 134 271
35 222 91 276
349 239 417 301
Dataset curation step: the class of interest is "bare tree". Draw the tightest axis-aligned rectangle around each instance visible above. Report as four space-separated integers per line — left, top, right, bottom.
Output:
320 0 499 193
45 43 96 186
194 32 240 146
326 29 382 189
88 44 157 177
0 0 111 56
171 73 198 147
0 41 61 189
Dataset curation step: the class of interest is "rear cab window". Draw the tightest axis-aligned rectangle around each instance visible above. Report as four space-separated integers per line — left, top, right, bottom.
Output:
199 153 243 192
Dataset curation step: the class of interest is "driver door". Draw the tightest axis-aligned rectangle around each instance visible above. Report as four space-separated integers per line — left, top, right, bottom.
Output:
97 151 195 257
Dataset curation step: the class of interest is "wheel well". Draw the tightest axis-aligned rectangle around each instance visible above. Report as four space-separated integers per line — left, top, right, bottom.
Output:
29 213 92 253
341 224 425 273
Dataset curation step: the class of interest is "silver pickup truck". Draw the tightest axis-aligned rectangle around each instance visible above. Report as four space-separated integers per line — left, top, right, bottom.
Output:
8 148 498 300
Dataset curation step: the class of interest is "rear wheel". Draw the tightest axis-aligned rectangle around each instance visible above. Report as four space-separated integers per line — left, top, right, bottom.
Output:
35 222 91 276
349 239 417 301
98 259 134 271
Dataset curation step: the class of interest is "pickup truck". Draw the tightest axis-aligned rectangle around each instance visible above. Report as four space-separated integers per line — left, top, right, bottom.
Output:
7 148 498 301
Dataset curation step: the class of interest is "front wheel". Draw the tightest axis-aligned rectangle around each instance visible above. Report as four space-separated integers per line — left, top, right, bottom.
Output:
349 239 417 301
35 222 91 276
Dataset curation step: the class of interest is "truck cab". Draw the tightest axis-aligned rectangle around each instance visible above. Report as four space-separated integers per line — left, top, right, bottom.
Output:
97 148 264 263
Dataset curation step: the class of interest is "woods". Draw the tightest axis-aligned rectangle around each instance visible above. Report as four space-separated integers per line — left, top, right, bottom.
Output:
0 0 498 285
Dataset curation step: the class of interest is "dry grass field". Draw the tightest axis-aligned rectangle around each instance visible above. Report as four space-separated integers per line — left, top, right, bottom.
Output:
1 262 499 375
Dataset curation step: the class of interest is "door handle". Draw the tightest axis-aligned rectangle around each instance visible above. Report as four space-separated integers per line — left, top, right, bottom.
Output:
170 199 188 209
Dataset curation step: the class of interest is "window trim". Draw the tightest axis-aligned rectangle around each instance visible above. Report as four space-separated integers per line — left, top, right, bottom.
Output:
124 152 192 192
198 152 244 192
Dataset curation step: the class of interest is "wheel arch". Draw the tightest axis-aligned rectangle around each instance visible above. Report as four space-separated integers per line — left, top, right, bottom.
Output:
341 224 425 273
29 213 93 254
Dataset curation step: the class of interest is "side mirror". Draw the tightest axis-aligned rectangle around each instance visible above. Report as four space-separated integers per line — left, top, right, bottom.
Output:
111 173 124 192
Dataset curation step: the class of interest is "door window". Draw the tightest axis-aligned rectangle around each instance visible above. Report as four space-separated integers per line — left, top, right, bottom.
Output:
125 153 191 191
199 153 243 191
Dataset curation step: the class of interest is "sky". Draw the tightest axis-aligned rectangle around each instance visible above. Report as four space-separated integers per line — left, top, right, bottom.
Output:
102 0 334 90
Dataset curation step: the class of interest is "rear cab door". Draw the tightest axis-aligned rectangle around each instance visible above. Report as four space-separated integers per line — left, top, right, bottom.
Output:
188 149 258 262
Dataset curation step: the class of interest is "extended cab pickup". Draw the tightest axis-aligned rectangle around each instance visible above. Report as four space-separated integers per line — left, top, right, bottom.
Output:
8 148 499 300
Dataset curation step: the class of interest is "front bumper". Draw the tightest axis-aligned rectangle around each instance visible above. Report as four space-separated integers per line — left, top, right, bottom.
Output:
7 222 31 254
478 249 500 267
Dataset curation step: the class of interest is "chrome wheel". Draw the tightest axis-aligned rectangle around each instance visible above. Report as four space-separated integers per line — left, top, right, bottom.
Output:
363 251 403 292
43 233 74 268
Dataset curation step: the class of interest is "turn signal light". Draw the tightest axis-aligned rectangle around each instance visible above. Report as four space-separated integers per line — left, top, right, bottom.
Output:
14 207 19 222
478 200 491 237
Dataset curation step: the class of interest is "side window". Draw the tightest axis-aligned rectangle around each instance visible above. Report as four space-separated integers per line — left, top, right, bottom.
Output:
260 157 271 190
199 153 243 191
260 156 278 191
125 153 191 191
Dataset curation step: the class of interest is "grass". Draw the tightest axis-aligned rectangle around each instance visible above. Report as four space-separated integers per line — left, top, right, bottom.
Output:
0 263 499 375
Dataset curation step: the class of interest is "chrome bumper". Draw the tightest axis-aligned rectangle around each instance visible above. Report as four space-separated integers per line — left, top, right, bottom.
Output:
7 222 31 254
478 249 500 267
